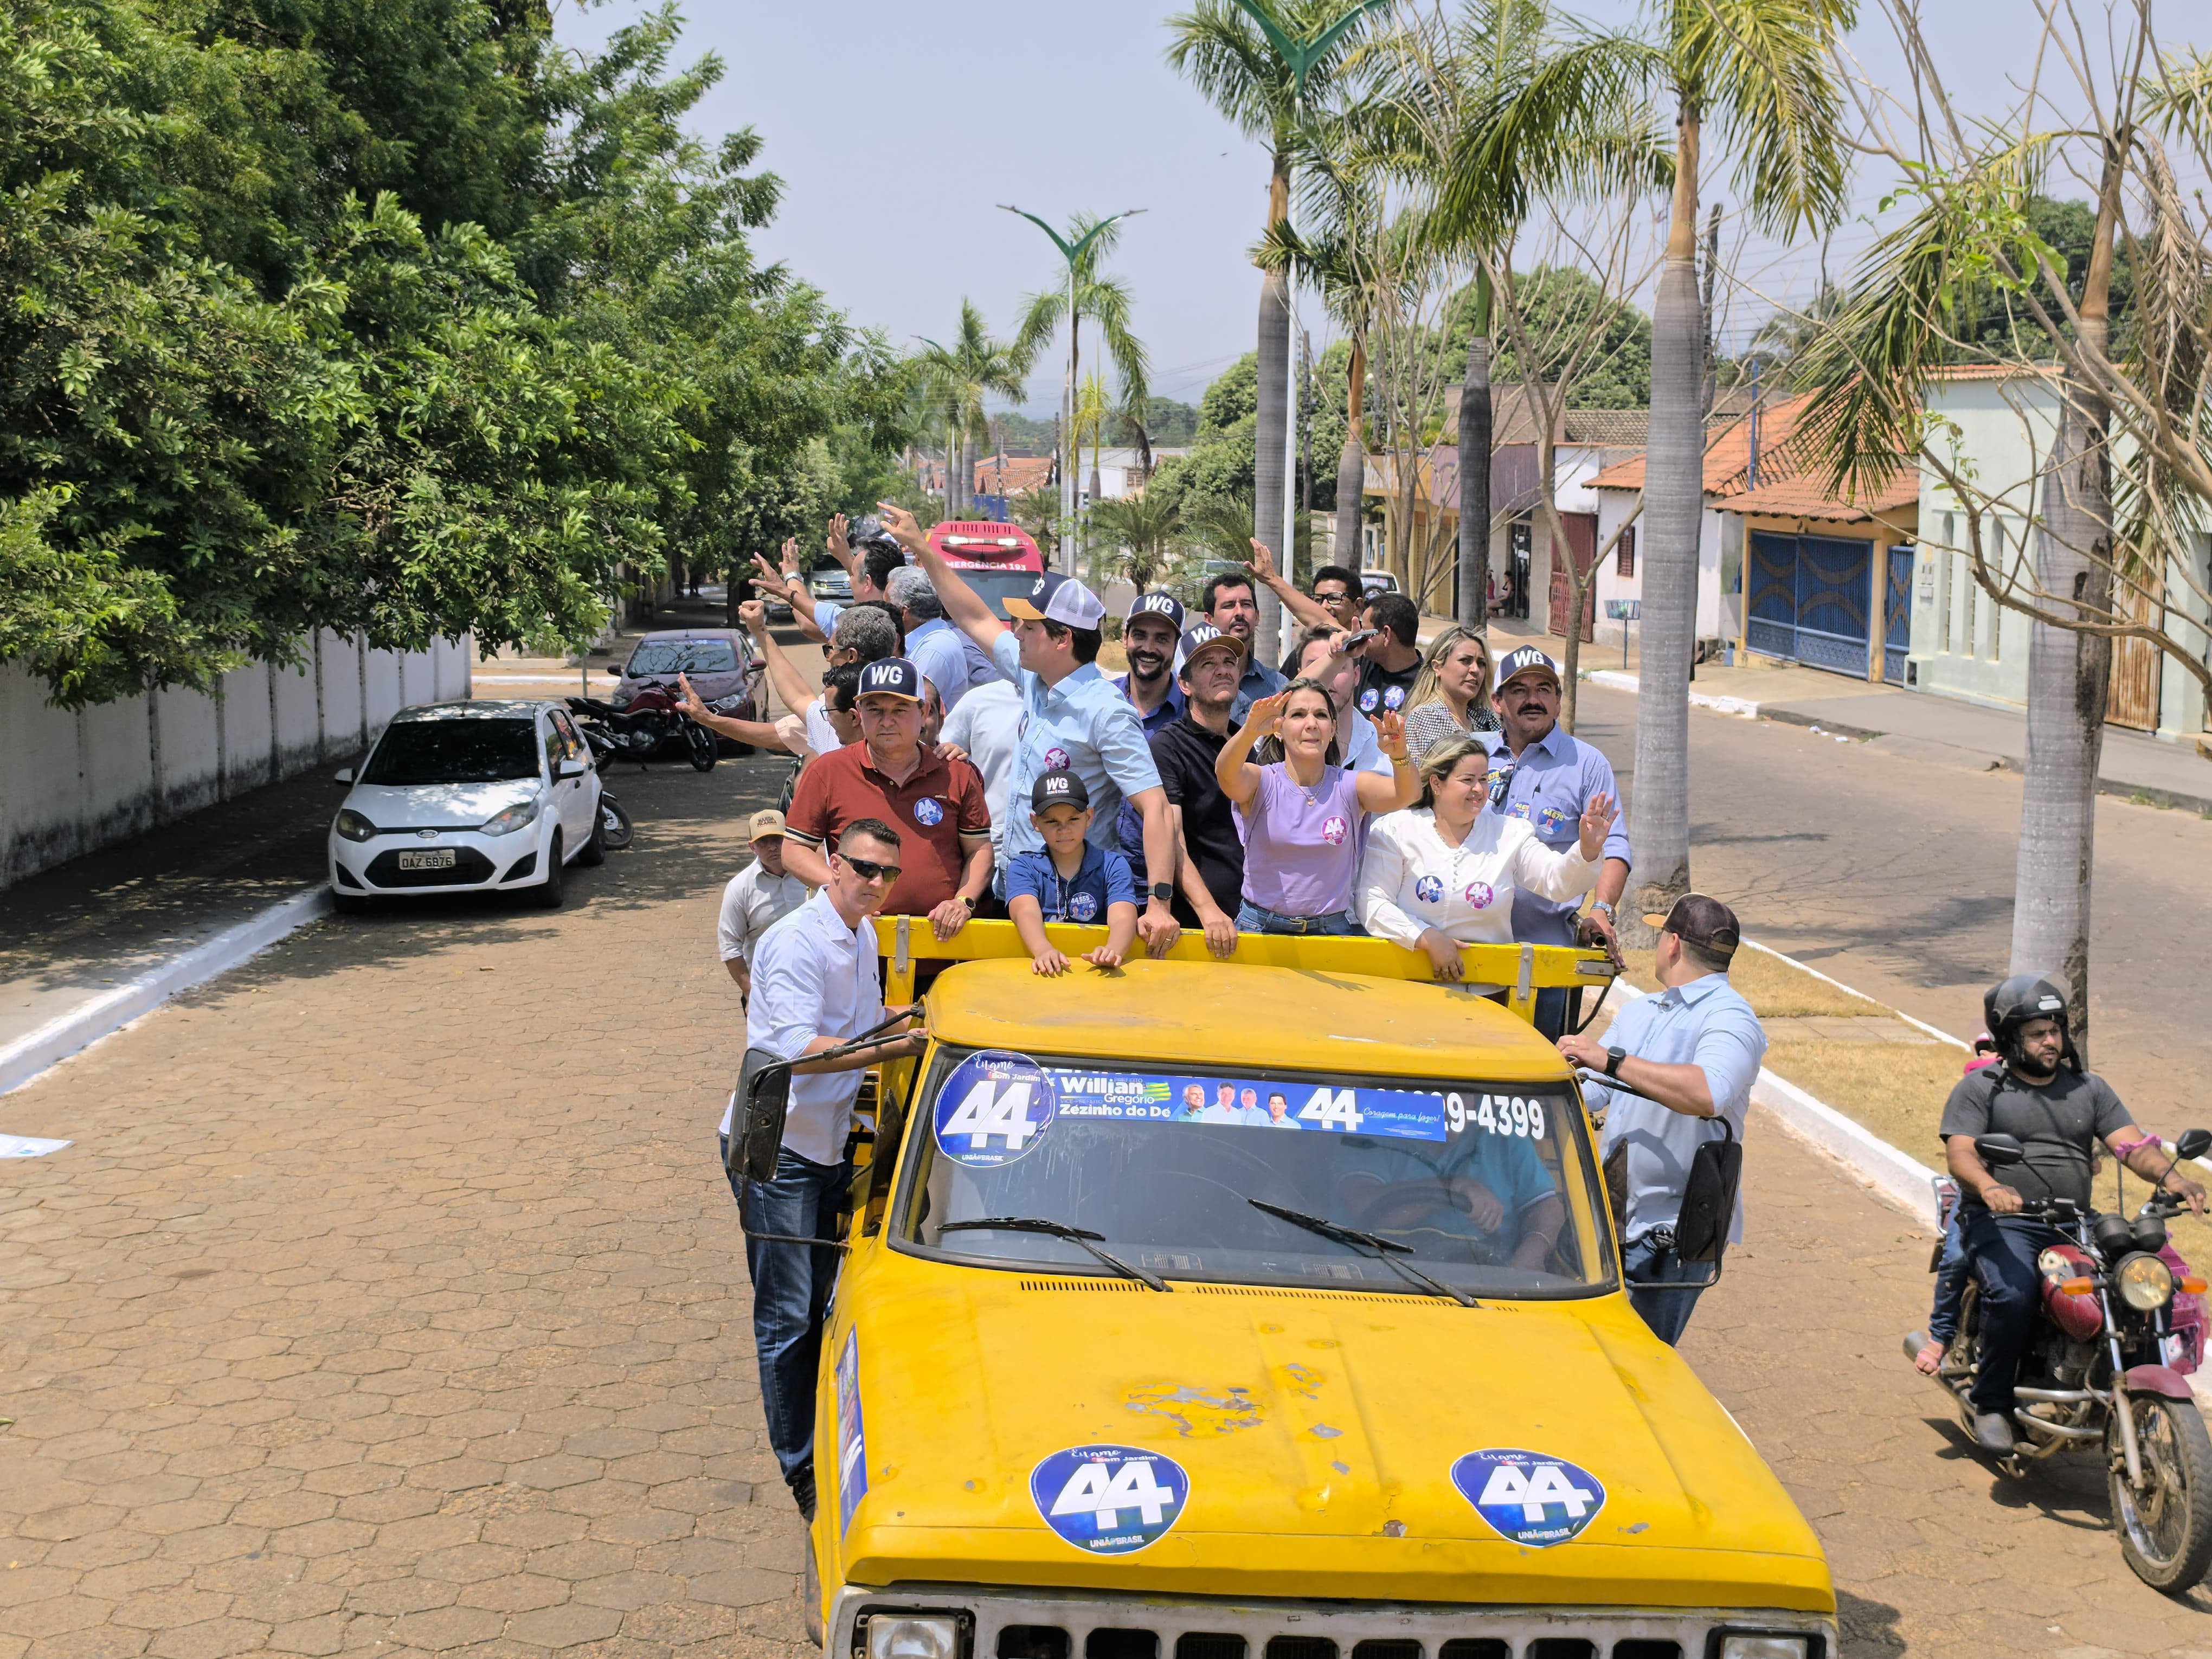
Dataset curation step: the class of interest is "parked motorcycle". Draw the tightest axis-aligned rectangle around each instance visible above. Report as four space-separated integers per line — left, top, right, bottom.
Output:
1910 1128 2212 1591
566 690 716 772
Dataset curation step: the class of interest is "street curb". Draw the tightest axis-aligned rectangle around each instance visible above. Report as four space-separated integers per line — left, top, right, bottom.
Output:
1583 667 1763 719
0 886 330 1099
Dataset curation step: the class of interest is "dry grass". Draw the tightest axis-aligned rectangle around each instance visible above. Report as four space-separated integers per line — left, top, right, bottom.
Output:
1761 1038 1962 1166
1612 940 1886 1018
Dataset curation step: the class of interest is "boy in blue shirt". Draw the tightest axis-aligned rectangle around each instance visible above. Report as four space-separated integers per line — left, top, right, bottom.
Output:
1005 769 1139 977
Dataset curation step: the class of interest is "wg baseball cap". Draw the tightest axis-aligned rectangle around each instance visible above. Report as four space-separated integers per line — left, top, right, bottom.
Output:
1003 570 1108 629
1126 591 1186 631
1494 645 1561 692
748 809 786 841
1177 621 1245 670
855 657 924 702
1030 768 1091 813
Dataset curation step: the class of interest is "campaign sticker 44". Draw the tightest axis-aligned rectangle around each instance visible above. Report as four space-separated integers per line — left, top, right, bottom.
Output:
1450 1448 1605 1547
934 1051 1057 1167
1031 1444 1187 1554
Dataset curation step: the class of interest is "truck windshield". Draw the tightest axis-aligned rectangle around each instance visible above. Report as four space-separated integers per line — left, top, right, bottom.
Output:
894 1049 1615 1298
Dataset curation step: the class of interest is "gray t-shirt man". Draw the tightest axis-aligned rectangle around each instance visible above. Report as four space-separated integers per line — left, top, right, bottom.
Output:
1937 1064 2132 1210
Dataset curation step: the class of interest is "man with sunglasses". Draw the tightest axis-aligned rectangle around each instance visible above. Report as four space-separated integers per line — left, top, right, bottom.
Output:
735 818 926 1533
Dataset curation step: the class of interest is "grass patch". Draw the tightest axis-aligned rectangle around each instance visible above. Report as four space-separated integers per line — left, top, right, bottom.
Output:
1613 941 1887 1018
1760 1038 1962 1164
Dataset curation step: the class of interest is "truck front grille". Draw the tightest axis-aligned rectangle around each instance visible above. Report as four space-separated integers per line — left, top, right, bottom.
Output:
838 1588 1830 1659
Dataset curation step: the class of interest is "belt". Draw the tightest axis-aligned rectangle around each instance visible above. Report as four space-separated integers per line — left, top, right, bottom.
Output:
1244 904 1354 934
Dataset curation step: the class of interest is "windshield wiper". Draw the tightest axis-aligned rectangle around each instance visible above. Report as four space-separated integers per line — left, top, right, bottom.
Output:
937 1217 1171 1292
1246 1198 1481 1307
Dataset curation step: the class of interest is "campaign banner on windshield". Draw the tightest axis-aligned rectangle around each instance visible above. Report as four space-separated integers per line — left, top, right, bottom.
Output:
1451 1448 1606 1547
1030 1444 1188 1555
933 1051 1058 1168
1046 1069 1558 1147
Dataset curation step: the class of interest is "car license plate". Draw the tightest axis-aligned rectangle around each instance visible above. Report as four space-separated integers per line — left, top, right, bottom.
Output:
397 848 457 872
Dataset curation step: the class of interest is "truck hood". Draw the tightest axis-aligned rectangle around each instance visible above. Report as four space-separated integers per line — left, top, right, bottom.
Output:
344 779 540 829
831 1262 1829 1611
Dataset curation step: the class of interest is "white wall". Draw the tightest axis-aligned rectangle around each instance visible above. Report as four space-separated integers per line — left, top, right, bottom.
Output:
1909 379 2057 710
0 635 471 891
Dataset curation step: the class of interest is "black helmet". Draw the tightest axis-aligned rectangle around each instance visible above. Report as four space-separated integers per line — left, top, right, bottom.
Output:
1983 973 2077 1070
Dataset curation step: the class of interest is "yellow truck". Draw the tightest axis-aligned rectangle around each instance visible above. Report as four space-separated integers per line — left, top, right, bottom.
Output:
798 920 1834 1659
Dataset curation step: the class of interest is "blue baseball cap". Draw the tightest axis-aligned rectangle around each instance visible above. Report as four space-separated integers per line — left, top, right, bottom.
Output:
1125 591 1186 631
855 657 924 702
1004 570 1107 629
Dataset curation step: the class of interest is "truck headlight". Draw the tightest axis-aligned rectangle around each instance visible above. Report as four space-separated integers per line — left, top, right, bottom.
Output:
865 1616 961 1659
335 808 377 843
480 799 542 837
2118 1251 2176 1311
1719 1638 1811 1659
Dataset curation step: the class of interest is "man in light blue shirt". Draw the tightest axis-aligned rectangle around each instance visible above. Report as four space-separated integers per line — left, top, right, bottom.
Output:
885 505 1180 956
887 567 974 712
1483 647 1634 1037
1562 895 1766 1345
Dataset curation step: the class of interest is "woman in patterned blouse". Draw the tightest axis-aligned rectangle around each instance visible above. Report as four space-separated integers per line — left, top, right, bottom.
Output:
1400 626 1500 763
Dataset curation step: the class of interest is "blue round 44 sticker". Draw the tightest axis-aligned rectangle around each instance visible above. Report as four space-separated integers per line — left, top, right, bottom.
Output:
933 1051 1057 1168
1451 1448 1605 1547
1030 1444 1187 1555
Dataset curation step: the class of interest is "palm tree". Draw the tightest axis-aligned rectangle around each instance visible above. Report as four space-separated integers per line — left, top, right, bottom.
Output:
1091 493 1187 594
1070 371 1118 574
1010 214 1152 561
918 302 1025 519
1167 0 1391 651
1594 0 1854 942
1396 0 1668 633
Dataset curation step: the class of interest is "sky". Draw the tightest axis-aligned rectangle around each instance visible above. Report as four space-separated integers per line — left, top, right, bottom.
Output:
549 0 2071 413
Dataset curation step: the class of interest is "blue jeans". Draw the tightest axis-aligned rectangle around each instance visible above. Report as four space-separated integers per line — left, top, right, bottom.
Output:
1236 901 1364 936
1624 1233 1710 1346
1962 1209 2061 1413
719 1134 848 1514
1928 1208 1969 1345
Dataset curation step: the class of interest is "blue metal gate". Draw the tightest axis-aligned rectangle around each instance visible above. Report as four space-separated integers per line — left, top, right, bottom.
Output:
1883 545 1914 684
1748 531 1875 677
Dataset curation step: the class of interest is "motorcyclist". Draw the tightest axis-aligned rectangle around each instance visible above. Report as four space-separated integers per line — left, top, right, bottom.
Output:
1939 974 2206 1453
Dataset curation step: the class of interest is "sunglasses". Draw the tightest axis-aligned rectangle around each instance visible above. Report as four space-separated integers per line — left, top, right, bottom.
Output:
840 855 901 884
1313 588 1354 605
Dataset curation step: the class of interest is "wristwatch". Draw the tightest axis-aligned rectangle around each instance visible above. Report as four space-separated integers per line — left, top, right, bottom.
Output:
1604 1046 1628 1078
959 894 978 911
1149 882 1174 904
1591 899 1617 921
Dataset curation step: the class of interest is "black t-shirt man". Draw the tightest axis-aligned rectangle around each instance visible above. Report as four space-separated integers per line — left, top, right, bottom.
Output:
1355 656 1419 720
1149 712 1241 929
1937 1063 2132 1210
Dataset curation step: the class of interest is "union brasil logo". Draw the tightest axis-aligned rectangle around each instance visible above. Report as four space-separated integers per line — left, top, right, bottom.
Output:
1450 1448 1605 1547
1030 1444 1187 1555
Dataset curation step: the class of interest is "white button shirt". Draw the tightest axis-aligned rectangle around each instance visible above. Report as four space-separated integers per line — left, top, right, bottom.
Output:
940 679 1022 865
1356 807 1599 987
743 891 886 1166
717 859 810 966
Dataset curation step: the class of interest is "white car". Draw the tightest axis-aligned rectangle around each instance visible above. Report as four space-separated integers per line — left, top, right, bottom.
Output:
328 702 605 912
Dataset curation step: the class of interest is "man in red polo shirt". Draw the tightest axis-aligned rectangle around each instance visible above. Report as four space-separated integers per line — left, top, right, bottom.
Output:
782 658 992 941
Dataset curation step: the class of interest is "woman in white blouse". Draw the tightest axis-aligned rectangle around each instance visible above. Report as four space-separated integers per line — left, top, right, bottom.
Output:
1357 735 1616 983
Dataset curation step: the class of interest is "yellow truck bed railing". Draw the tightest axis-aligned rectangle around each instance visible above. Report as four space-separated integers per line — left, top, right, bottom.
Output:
870 916 1614 1025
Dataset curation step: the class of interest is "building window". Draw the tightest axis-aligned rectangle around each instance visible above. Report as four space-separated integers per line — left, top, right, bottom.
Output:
1616 525 1636 578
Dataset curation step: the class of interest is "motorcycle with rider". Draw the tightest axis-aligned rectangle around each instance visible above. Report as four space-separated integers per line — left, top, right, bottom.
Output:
1909 974 2212 1591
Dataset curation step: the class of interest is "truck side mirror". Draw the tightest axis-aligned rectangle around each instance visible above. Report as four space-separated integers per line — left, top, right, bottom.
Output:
1974 1133 2026 1167
2177 1129 2212 1161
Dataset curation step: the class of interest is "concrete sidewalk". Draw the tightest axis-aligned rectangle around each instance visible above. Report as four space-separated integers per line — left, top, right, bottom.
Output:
1474 613 2212 815
0 601 722 1099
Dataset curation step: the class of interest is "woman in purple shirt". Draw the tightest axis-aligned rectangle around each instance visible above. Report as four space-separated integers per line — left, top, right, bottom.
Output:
1214 679 1419 934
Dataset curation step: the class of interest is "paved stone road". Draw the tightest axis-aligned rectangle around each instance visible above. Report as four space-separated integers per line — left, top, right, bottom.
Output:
4 752 2211 1658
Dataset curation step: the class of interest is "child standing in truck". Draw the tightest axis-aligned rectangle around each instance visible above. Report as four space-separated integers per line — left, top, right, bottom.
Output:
1005 770 1139 976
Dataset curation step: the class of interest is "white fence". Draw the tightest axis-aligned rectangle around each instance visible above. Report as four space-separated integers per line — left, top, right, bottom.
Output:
0 633 472 892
